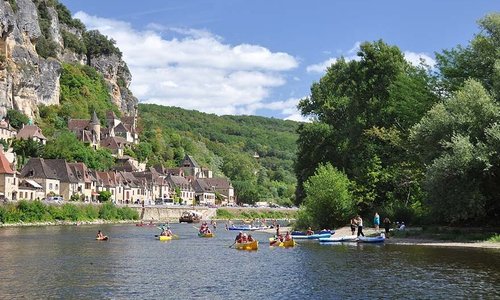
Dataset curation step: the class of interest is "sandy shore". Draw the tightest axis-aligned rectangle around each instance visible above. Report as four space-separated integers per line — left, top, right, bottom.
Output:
258 226 500 250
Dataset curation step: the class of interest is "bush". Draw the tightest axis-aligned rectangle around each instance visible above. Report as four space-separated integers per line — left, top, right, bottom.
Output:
62 30 86 54
216 209 234 219
117 206 139 220
99 202 118 220
17 200 50 222
7 109 29 129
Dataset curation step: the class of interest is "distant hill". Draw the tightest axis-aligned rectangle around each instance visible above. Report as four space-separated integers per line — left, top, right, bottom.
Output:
138 104 300 205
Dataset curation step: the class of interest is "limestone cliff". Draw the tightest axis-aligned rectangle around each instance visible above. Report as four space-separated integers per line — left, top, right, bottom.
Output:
0 0 137 119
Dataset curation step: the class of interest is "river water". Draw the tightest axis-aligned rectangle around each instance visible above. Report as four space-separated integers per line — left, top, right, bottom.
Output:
0 223 498 299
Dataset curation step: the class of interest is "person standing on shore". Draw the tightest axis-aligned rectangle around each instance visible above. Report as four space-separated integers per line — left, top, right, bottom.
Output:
383 217 391 238
356 215 365 237
373 212 380 232
350 217 357 235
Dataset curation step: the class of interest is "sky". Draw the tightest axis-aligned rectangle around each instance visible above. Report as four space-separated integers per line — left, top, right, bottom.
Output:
60 0 499 121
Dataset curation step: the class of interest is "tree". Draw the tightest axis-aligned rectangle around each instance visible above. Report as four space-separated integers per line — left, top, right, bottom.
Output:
435 13 500 100
6 109 29 129
11 138 44 169
296 163 355 229
83 30 122 65
410 80 500 224
98 191 112 202
296 40 437 214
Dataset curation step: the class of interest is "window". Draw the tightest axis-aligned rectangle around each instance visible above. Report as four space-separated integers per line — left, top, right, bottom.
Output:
49 183 53 190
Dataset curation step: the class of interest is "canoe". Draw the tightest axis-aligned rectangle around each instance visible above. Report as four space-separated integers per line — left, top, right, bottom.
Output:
157 235 173 241
198 232 214 238
228 225 267 231
358 236 385 243
269 237 296 247
293 233 331 240
96 236 108 241
292 230 335 236
235 240 259 250
319 235 358 243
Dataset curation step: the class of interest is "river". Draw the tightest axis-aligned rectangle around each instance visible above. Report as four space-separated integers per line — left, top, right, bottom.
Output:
0 223 498 299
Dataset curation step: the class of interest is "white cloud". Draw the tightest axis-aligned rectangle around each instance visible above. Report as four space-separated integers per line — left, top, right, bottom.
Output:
306 58 338 73
74 12 299 115
403 51 436 68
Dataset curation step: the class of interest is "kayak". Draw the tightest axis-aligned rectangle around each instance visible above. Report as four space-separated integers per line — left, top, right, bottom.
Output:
319 235 358 243
198 232 214 238
293 233 331 240
235 240 259 250
228 225 267 231
358 236 385 243
269 237 296 247
157 235 173 241
96 236 108 241
292 230 335 236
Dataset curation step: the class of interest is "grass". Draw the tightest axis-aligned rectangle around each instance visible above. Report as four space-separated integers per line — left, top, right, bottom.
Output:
487 234 500 243
215 208 296 220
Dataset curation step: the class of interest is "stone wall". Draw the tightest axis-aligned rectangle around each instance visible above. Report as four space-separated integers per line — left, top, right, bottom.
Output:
135 206 217 222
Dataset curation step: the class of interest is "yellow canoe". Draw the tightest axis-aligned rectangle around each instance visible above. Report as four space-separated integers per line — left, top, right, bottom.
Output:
157 235 173 241
235 240 259 250
198 232 214 238
269 237 296 247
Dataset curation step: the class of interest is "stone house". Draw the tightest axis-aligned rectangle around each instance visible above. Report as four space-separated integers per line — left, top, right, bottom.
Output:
198 178 235 205
0 149 17 200
20 158 60 198
44 159 79 201
165 174 194 205
68 162 93 202
192 178 216 205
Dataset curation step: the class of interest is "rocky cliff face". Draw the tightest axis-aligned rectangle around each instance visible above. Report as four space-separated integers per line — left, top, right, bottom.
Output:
0 0 137 119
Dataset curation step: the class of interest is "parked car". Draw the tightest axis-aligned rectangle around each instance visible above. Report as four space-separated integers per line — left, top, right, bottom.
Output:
47 196 63 202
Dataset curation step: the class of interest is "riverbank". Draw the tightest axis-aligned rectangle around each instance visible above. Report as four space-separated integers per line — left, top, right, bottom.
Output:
0 219 136 227
334 226 500 250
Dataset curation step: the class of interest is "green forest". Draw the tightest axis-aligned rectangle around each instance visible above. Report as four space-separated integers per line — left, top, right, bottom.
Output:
295 13 500 229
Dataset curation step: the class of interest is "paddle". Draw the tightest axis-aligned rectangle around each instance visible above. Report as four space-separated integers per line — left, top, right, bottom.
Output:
228 241 236 248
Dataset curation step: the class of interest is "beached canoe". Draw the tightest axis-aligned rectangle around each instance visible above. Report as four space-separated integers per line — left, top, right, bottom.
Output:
96 236 108 241
358 235 385 243
198 232 214 238
156 235 173 241
293 233 331 240
269 237 296 247
319 235 358 243
292 230 335 236
235 240 259 250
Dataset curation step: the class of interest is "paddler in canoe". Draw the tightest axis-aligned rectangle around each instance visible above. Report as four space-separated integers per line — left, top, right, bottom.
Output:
96 230 108 241
199 222 212 235
160 226 173 237
306 227 314 235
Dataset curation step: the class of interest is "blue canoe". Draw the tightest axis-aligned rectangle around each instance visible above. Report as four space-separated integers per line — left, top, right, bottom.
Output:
292 233 332 240
228 225 267 231
319 235 358 243
358 236 385 243
292 230 334 236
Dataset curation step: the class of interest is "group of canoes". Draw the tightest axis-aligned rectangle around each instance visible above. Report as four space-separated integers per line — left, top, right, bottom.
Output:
289 228 386 244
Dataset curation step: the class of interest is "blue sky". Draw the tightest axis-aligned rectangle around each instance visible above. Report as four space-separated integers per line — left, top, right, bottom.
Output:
60 0 498 121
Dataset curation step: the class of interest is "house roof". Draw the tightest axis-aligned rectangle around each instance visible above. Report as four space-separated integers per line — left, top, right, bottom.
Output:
199 178 232 189
91 111 100 125
100 136 128 150
0 150 14 174
192 179 215 193
106 111 118 120
121 116 135 127
17 125 46 140
68 162 91 183
20 158 58 179
167 174 190 188
68 119 90 132
183 155 200 168
113 122 128 133
44 159 79 183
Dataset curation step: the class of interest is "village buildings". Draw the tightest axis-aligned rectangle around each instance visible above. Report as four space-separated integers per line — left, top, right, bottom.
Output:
0 112 236 206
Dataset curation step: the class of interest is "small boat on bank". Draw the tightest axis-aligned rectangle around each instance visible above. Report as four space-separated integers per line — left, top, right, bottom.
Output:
269 237 296 247
96 236 109 241
319 235 358 243
235 240 259 250
179 211 202 223
358 235 385 243
136 223 156 227
292 230 334 236
198 232 214 238
293 233 331 240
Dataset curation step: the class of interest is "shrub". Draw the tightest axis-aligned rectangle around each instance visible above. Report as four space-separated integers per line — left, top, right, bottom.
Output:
117 206 139 220
216 209 234 219
99 202 118 220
